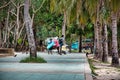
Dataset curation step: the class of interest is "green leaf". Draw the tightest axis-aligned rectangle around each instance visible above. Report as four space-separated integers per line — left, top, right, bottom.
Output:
17 38 22 45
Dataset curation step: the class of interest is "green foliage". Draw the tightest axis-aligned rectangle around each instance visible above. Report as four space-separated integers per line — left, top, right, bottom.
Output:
20 57 47 63
84 22 94 38
36 26 48 40
0 0 9 21
17 38 28 46
69 24 76 34
76 27 84 35
101 8 110 20
25 41 28 46
30 0 63 40
31 0 45 10
66 23 78 44
17 38 22 45
36 12 63 39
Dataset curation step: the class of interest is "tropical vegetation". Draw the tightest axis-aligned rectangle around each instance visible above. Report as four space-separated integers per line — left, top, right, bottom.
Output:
0 0 120 66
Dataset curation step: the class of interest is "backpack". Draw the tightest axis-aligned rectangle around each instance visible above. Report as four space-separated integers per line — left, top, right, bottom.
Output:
59 38 63 44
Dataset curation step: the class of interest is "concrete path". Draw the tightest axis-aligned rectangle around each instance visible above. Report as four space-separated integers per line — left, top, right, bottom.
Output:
0 52 93 80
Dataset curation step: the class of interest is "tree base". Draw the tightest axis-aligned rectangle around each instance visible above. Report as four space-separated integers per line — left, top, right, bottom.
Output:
112 56 119 67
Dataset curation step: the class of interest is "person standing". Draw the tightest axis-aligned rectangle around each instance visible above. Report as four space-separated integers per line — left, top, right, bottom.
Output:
59 35 64 54
47 38 54 54
53 37 60 54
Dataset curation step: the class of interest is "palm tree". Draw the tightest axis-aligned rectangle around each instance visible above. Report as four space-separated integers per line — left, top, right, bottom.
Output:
85 0 103 59
100 0 109 62
24 0 37 58
111 13 119 66
109 0 120 66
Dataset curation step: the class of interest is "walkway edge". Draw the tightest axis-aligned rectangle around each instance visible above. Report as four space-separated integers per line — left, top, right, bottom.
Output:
85 58 93 80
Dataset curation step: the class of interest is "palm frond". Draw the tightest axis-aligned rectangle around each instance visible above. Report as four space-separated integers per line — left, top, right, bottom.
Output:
50 0 57 12
109 0 120 13
85 0 98 15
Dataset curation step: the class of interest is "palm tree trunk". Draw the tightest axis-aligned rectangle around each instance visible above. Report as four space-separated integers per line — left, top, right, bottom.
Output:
102 22 108 62
79 34 82 52
111 13 119 66
98 23 103 60
24 0 37 58
62 10 66 44
0 24 1 48
94 0 100 59
69 38 72 53
94 0 103 60
94 21 100 58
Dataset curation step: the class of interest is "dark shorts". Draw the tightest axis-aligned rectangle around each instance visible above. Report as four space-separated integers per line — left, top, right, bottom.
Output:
49 47 53 50
60 43 63 47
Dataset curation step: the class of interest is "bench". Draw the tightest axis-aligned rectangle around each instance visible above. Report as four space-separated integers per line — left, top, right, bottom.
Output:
0 48 14 57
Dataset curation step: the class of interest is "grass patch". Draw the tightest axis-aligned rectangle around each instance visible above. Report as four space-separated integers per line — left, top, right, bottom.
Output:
118 69 120 71
20 57 47 63
71 49 79 53
116 66 120 71
88 58 98 76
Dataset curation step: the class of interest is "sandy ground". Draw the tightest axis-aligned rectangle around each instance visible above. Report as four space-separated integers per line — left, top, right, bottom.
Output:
88 55 120 80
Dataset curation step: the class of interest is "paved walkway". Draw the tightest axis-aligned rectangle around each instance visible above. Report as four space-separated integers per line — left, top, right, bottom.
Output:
0 52 93 80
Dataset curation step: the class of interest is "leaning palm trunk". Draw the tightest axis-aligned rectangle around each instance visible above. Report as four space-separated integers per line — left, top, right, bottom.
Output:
102 22 108 62
24 0 37 58
111 13 119 66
